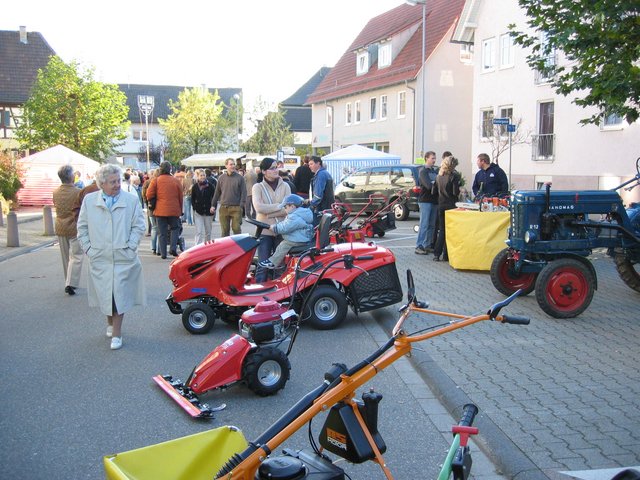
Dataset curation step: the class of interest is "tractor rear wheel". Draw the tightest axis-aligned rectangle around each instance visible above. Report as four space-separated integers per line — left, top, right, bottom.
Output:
490 248 537 296
535 258 595 318
614 255 640 292
302 284 348 330
243 347 290 396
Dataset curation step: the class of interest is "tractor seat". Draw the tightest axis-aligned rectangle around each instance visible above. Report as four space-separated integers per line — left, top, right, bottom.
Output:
288 212 333 258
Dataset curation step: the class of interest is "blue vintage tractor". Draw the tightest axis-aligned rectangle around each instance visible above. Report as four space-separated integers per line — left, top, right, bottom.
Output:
490 157 640 318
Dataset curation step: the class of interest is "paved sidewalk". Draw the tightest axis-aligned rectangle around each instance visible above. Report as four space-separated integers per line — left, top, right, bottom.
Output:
0 207 56 262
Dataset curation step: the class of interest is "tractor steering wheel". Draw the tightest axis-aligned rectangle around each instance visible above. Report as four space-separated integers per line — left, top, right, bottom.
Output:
246 218 271 238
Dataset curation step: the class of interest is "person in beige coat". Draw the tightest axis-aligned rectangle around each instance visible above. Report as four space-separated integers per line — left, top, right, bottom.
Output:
252 157 290 282
77 164 146 350
52 164 83 295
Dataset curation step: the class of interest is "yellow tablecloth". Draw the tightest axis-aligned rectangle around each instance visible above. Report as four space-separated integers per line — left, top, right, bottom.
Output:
445 210 509 271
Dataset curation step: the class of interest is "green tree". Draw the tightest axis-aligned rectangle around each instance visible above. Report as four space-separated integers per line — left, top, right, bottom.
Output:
0 151 24 209
509 0 640 125
242 100 294 155
159 88 229 163
16 56 130 159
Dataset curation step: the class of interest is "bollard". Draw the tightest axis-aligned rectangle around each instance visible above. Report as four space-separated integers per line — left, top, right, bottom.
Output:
6 211 19 247
43 205 55 236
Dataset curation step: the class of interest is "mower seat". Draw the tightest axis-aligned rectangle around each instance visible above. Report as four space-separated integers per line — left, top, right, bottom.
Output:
287 213 333 257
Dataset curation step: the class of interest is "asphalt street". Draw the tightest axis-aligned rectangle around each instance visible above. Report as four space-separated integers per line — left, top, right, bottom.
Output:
1 210 639 479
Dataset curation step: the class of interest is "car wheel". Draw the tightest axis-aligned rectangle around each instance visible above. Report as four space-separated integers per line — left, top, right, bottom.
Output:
393 202 409 221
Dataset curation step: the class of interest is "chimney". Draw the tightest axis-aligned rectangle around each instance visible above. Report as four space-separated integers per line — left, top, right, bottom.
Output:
19 26 27 44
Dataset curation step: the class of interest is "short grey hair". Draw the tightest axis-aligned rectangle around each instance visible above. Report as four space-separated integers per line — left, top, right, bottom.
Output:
57 164 75 184
95 164 123 188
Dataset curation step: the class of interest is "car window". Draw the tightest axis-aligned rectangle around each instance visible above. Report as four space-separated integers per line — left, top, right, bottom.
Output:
391 167 416 188
344 170 368 187
369 167 390 186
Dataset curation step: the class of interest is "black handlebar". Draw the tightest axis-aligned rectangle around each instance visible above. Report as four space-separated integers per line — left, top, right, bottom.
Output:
501 314 530 325
458 404 479 427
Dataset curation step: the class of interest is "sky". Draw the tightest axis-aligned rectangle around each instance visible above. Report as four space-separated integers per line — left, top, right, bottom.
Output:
3 0 404 118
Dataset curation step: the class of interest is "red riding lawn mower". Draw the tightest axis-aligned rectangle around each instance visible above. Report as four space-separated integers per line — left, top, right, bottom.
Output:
165 213 403 333
155 214 403 418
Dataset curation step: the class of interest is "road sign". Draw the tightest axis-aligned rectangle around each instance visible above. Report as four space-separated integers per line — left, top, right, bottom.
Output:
492 118 509 125
507 124 516 133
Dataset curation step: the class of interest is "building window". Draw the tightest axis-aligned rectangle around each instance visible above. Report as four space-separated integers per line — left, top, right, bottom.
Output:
1 109 10 127
325 106 332 127
499 34 514 68
378 43 392 68
354 101 361 124
534 32 557 84
482 38 496 72
480 108 494 140
345 102 352 125
380 95 388 120
397 91 406 118
532 101 555 161
370 97 377 121
498 106 513 136
133 129 147 142
357 51 369 75
602 111 624 130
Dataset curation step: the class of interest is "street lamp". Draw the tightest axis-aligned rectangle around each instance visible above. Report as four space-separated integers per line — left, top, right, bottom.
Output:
406 0 426 159
233 93 240 152
137 95 154 171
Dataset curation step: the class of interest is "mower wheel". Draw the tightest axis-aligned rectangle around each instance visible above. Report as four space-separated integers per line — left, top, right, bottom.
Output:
534 258 595 318
393 202 410 221
243 347 290 396
490 248 537 296
377 231 385 238
303 284 348 330
614 255 640 293
182 304 216 334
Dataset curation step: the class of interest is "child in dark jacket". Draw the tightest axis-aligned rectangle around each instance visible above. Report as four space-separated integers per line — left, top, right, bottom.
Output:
259 194 314 269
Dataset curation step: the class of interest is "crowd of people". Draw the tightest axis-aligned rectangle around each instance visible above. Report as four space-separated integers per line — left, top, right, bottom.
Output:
51 155 336 350
51 151 507 351
414 151 508 262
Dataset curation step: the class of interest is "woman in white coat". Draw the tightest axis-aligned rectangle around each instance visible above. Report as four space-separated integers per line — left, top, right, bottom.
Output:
77 164 146 350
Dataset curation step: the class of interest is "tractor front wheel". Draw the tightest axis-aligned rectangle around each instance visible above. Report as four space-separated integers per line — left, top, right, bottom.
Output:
243 347 290 396
182 303 216 334
535 258 595 318
614 255 640 293
490 248 537 296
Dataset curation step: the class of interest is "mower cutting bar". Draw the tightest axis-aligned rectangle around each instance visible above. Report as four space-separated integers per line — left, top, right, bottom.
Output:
153 374 225 418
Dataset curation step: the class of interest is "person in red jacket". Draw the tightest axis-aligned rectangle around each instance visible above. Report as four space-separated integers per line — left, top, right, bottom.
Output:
146 161 183 259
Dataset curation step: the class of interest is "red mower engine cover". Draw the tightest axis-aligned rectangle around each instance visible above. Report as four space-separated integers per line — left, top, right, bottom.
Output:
241 300 289 325
240 300 289 343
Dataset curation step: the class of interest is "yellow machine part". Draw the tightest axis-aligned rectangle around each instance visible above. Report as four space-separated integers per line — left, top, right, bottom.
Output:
103 426 247 480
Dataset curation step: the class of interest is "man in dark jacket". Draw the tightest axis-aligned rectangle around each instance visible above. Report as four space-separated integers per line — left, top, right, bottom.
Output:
415 151 438 254
308 156 334 225
294 155 313 199
472 153 509 197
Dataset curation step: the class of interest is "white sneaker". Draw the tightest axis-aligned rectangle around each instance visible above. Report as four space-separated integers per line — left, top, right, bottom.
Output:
106 325 113 338
110 337 122 350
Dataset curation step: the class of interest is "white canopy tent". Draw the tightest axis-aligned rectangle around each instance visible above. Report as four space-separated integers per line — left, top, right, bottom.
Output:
321 145 402 183
17 145 100 206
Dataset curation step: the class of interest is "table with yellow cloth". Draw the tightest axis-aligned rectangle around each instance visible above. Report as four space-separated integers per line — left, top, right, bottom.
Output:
445 209 510 271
